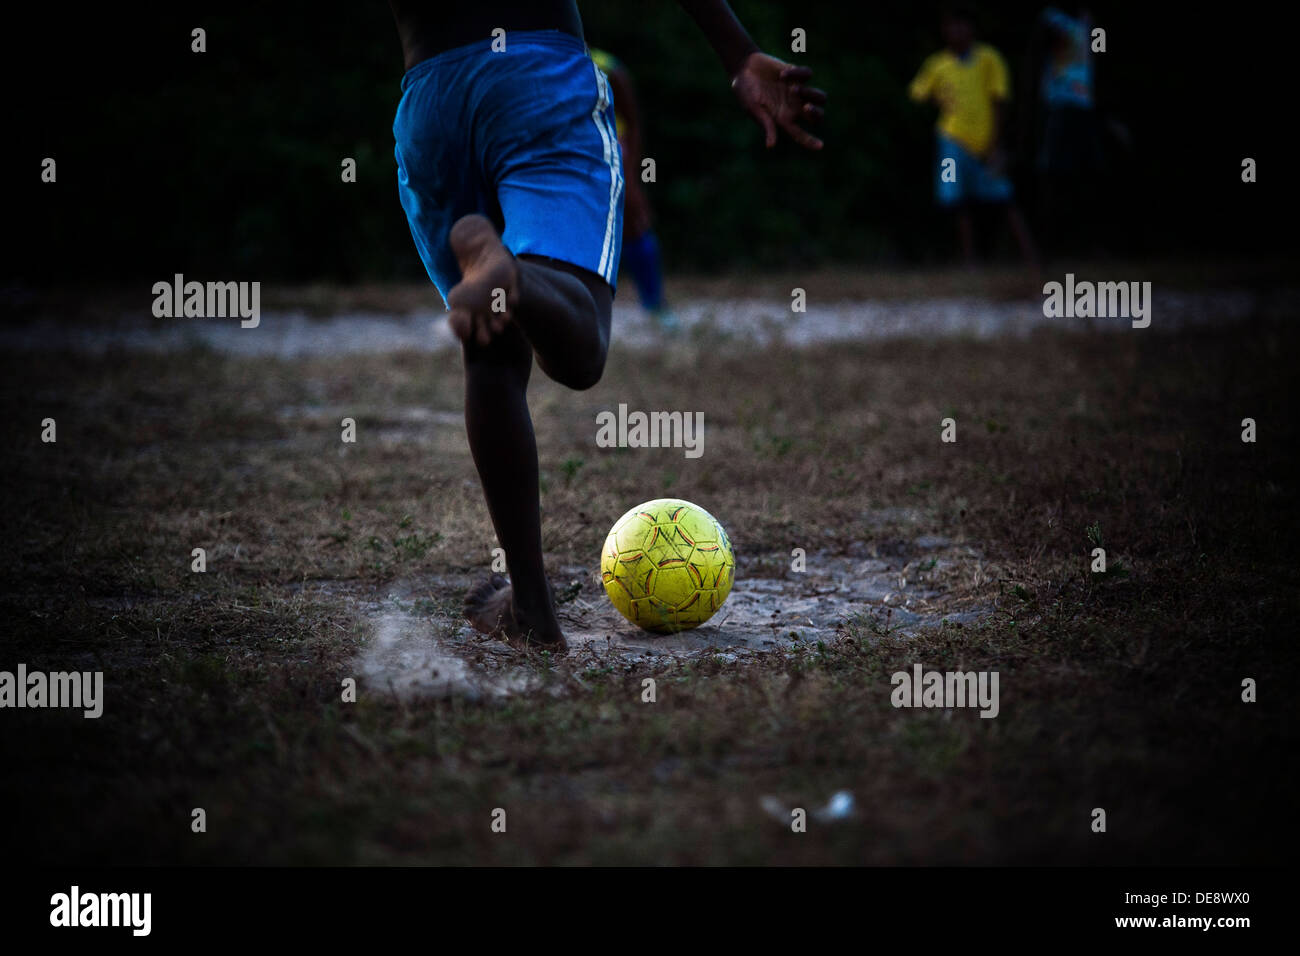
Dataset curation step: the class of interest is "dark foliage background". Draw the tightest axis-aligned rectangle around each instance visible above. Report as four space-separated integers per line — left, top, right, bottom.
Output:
2 1 1286 283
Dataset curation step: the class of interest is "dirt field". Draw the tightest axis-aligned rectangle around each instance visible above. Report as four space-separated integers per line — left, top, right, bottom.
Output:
1 274 1297 864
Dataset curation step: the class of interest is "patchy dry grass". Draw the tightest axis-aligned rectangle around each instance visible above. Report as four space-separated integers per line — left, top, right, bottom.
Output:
1 311 1296 864
5 256 1292 320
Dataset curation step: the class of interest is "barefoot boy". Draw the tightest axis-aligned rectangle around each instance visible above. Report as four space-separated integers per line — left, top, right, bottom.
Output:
389 1 825 652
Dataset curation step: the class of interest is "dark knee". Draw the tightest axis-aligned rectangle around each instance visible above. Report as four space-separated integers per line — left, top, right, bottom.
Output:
565 350 607 391
569 281 611 390
553 326 608 390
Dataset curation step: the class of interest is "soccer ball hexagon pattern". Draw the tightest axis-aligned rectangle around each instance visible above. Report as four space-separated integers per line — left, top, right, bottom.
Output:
601 498 735 633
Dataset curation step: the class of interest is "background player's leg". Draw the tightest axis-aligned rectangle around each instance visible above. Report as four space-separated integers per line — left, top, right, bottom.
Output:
621 231 679 332
461 322 564 647
955 209 976 266
1005 204 1041 271
622 232 665 312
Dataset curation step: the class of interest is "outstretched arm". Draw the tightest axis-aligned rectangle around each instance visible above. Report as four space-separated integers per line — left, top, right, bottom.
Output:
677 0 827 150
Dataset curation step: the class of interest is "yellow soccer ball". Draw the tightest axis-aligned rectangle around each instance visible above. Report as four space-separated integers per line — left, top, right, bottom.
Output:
601 498 735 633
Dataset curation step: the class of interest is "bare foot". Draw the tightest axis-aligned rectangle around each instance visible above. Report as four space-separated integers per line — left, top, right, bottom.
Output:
463 574 568 655
447 214 519 346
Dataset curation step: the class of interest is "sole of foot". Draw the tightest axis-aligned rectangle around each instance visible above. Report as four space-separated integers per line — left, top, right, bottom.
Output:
447 214 519 346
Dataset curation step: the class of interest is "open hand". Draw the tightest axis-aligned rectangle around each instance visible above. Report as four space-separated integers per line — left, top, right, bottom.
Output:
730 52 827 150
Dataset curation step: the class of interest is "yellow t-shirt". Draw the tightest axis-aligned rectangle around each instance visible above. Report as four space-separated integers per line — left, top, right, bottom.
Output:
909 43 1010 157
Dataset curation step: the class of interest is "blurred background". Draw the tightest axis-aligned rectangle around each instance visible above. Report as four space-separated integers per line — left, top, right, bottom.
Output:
2 0 1288 286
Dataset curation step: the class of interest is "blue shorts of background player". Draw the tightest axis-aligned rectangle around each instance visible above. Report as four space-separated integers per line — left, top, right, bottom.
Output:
393 30 624 306
934 132 1013 206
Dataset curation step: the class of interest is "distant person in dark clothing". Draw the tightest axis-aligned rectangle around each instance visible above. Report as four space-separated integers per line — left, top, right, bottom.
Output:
1033 6 1117 256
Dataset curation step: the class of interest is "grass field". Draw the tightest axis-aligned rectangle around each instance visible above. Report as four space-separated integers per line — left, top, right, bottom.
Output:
2 286 1297 865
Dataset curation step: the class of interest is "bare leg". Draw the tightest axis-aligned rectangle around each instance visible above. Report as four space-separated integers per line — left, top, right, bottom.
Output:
955 209 976 268
458 321 567 651
448 214 614 653
1006 204 1042 273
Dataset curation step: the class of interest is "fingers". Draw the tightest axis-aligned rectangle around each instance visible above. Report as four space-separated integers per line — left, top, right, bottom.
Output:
779 65 827 110
796 84 828 106
782 69 826 149
752 108 777 149
780 117 823 151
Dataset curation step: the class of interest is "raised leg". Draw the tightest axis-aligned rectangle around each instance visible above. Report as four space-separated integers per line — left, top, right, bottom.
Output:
448 214 612 391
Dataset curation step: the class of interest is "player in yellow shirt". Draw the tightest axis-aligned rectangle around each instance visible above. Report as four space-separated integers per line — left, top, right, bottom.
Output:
910 7 1038 268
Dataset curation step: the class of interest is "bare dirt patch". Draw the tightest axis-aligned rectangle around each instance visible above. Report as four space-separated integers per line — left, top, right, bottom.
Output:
352 534 992 701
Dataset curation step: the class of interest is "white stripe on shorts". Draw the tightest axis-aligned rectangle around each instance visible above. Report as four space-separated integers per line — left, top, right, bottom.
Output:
590 62 621 283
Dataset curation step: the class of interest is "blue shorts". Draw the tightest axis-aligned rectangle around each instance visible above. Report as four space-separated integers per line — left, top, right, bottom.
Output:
393 30 624 305
934 133 1013 207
